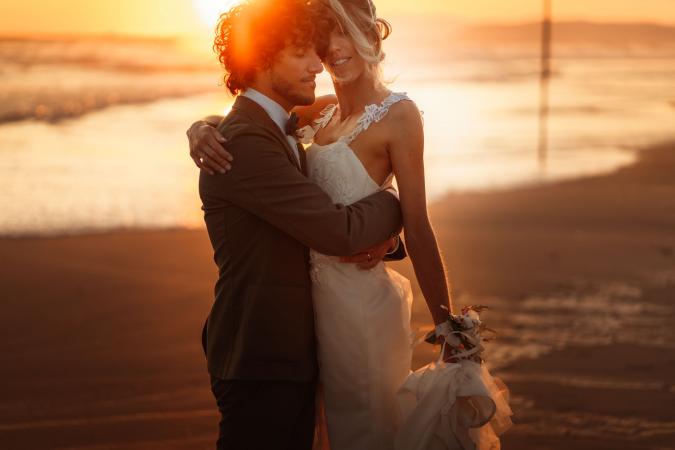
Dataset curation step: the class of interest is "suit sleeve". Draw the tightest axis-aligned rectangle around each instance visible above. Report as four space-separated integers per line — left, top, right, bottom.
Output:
199 131 402 256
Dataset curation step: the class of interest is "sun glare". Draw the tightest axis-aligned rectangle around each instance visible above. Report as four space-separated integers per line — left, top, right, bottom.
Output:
193 0 239 28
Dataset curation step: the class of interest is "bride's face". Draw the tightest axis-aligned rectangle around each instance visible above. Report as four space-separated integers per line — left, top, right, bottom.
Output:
322 27 367 84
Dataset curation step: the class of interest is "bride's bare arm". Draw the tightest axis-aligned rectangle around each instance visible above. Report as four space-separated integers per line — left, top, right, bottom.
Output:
292 94 337 127
388 101 453 325
186 115 231 174
186 95 336 174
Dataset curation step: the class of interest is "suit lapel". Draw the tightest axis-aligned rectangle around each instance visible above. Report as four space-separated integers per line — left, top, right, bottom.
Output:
231 96 302 172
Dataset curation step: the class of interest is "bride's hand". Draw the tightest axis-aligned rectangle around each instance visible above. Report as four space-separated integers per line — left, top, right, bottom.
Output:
186 120 234 175
339 237 397 270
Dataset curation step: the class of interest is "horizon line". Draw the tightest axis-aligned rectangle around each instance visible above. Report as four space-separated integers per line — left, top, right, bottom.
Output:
2 18 675 41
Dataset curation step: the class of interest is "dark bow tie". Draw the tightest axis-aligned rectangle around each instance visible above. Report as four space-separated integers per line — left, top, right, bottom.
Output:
285 112 299 137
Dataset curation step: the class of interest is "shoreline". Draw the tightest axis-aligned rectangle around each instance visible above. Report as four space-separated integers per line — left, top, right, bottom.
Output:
0 137 662 240
1 141 674 449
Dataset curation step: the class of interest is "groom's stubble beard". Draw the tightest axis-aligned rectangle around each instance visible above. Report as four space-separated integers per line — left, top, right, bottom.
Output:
270 69 315 107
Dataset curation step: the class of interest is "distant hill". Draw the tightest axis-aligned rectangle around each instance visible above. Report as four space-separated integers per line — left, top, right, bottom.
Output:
456 21 675 51
385 19 675 59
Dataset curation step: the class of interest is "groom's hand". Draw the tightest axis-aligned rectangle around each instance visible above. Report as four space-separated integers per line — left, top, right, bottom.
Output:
339 237 397 270
187 120 234 175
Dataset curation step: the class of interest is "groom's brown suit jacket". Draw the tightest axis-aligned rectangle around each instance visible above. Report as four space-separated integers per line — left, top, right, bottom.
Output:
199 96 403 382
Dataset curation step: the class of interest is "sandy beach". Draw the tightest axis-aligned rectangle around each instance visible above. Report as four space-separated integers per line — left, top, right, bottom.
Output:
1 141 674 450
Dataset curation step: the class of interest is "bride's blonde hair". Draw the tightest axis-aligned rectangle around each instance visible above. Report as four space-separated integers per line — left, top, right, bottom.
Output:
318 0 392 79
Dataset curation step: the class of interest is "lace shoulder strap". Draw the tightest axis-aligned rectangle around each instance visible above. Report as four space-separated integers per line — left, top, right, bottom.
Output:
313 103 338 130
296 103 337 144
341 92 411 144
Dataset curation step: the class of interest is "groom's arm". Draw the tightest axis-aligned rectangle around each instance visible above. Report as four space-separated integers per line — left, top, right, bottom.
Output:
200 130 402 256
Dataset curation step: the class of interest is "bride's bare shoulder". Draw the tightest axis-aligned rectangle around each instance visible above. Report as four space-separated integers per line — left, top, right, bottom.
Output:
385 96 423 130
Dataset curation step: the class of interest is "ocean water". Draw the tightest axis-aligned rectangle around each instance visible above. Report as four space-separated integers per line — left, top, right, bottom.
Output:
1 32 674 236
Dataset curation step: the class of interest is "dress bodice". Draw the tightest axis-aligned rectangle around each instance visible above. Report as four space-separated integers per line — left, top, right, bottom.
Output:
302 92 411 274
304 92 411 205
306 140 391 206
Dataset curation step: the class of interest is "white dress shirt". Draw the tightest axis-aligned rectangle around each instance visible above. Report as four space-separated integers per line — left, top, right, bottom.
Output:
241 88 301 166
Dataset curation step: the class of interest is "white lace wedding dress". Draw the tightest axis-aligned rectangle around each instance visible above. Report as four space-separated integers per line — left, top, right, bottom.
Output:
305 92 415 450
304 92 513 450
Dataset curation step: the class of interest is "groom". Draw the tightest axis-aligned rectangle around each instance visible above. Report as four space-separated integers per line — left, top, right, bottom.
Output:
194 1 405 449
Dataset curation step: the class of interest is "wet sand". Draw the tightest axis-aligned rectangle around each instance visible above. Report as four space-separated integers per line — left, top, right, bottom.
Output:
1 142 674 449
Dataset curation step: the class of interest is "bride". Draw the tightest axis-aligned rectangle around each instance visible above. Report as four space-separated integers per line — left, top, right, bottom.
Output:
188 1 511 449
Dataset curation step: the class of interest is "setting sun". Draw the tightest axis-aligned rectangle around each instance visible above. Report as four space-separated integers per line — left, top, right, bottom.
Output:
193 0 240 28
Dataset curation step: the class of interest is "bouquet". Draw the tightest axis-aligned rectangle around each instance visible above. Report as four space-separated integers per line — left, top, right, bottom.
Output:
423 305 498 364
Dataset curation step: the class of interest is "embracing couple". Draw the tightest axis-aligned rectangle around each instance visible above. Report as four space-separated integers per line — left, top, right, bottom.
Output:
187 0 456 449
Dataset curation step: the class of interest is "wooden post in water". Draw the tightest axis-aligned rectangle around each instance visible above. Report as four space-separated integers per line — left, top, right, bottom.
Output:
538 0 552 171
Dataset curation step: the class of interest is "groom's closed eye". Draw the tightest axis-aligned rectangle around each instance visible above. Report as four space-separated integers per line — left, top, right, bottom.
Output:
290 45 311 56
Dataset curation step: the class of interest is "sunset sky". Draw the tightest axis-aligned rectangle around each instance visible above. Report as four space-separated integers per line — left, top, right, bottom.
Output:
1 0 674 36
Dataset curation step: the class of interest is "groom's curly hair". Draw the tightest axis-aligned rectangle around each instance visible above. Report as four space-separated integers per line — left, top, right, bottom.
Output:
213 0 322 95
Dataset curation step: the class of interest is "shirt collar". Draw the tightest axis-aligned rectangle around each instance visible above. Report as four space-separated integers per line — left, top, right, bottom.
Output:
241 88 290 134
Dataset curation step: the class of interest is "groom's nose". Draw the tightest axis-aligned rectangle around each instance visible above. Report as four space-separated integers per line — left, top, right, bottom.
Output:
307 50 324 75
